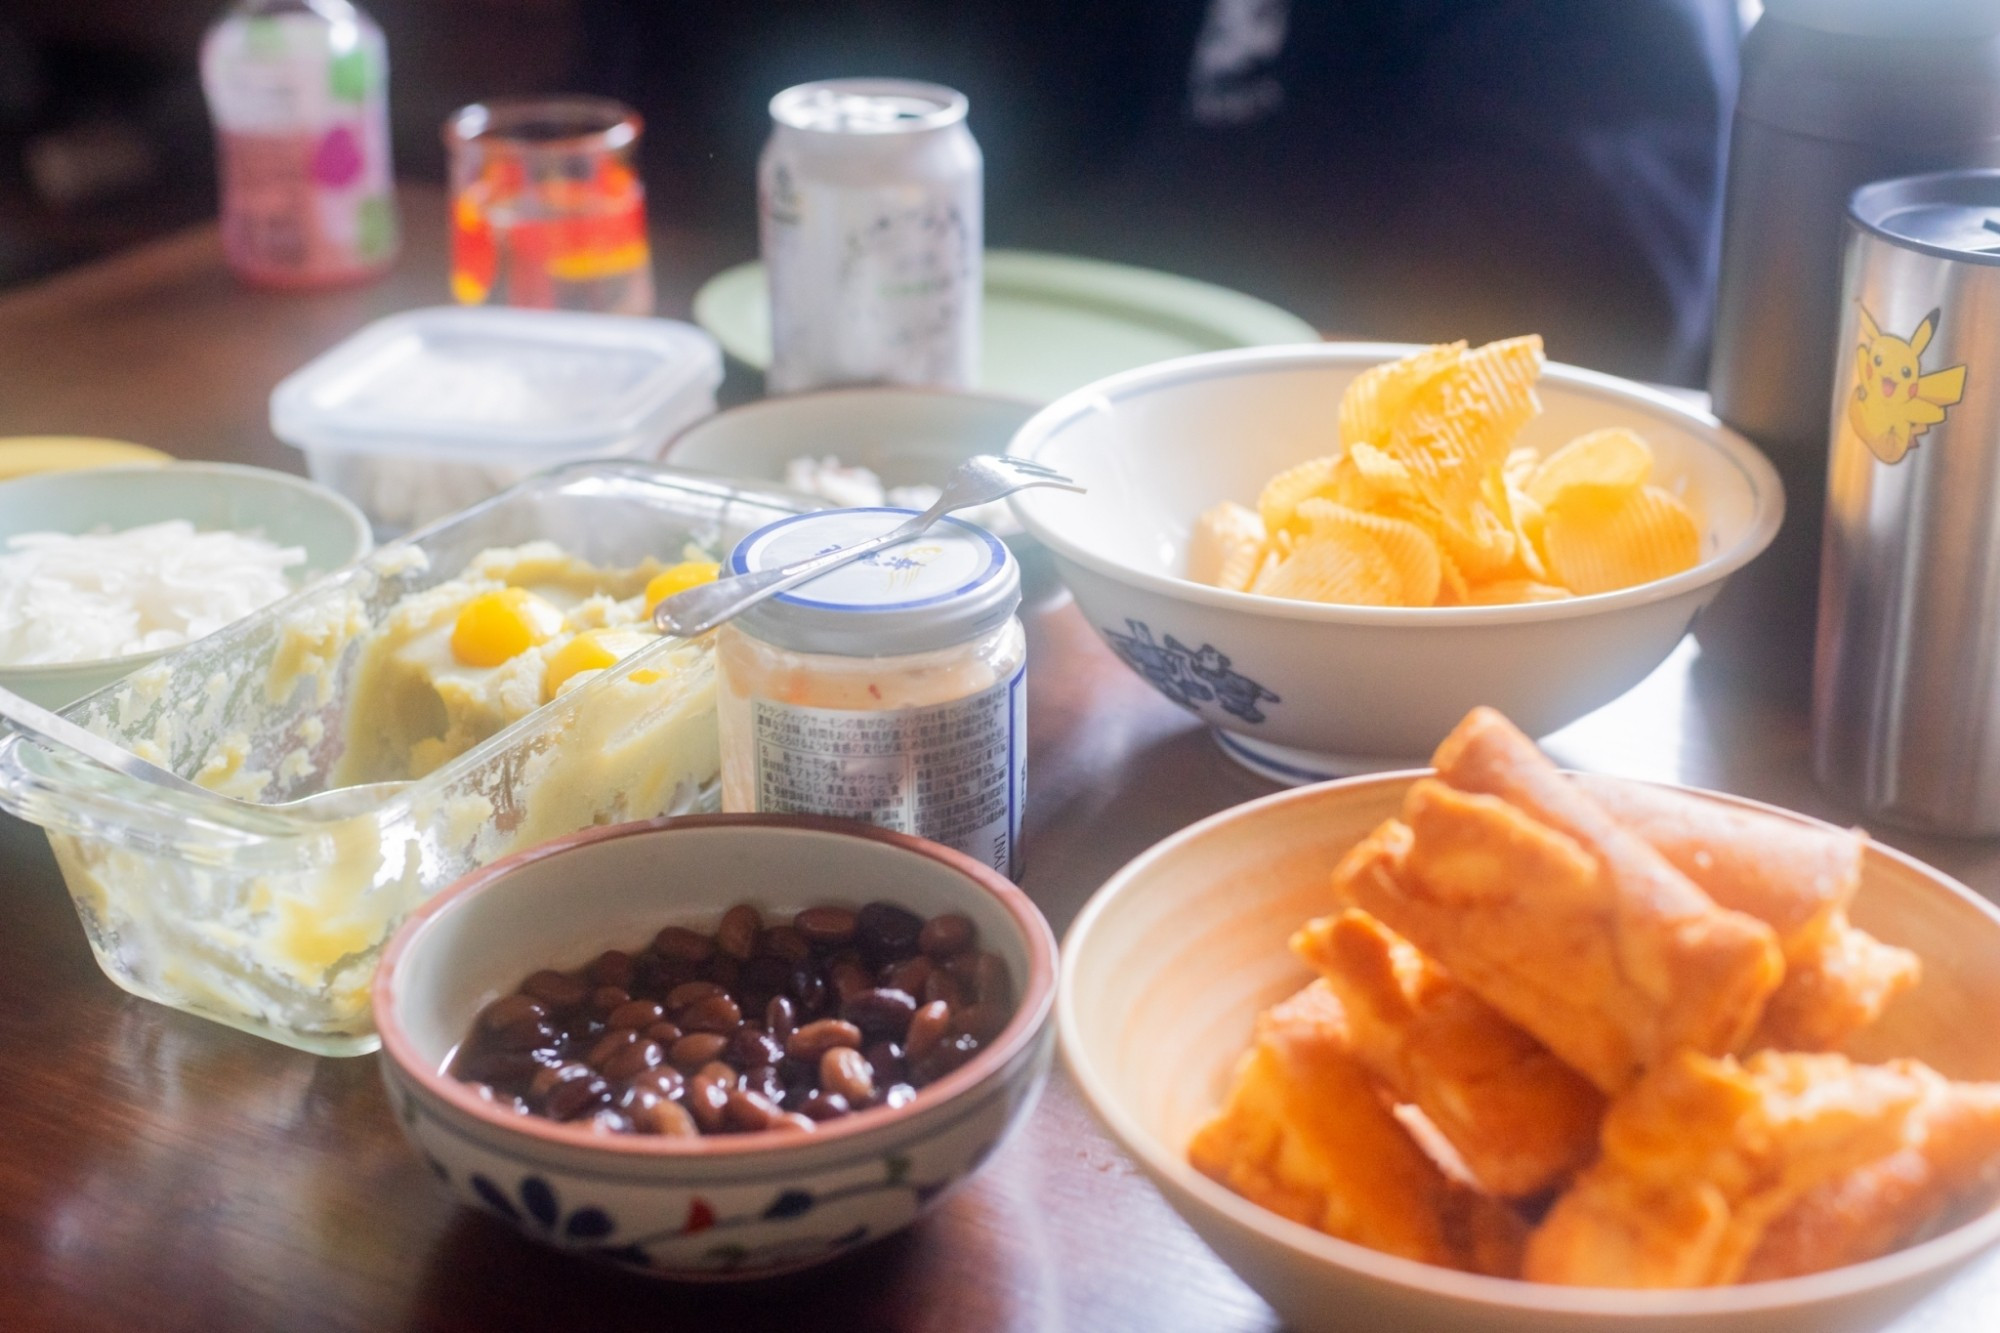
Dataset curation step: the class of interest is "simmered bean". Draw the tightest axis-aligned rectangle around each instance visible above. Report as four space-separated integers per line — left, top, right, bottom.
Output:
724 1087 779 1132
820 1046 875 1104
764 995 797 1040
480 994 546 1032
653 926 714 962
796 1089 850 1121
795 905 857 947
906 1000 952 1063
716 904 763 961
520 969 589 1011
679 993 743 1035
632 1096 698 1137
918 913 976 959
626 1067 685 1103
448 899 1017 1139
729 1027 786 1070
685 1067 733 1132
843 987 917 1042
601 1039 664 1082
667 980 726 1010
668 1032 730 1072
586 950 635 989
608 998 667 1030
759 925 813 964
855 901 924 966
786 1018 863 1062
586 1028 639 1067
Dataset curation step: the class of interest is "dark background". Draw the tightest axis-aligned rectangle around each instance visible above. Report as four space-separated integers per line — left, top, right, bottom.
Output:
0 0 1741 384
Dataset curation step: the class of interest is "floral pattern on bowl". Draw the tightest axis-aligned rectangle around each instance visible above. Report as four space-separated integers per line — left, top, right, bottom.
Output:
1101 619 1281 724
386 1033 1048 1279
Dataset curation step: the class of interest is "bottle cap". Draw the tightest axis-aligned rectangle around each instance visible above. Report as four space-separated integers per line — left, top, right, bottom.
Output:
729 508 1020 657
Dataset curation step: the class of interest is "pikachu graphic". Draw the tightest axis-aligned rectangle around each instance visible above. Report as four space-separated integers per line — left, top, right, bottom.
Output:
1847 304 1969 464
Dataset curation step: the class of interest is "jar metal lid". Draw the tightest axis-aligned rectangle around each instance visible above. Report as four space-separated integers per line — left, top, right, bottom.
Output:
729 508 1020 657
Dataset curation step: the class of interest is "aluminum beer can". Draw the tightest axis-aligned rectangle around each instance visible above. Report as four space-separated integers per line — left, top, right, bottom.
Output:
1814 169 2000 833
759 79 982 394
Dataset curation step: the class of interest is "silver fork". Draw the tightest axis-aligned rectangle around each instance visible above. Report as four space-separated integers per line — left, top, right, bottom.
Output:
653 453 1082 637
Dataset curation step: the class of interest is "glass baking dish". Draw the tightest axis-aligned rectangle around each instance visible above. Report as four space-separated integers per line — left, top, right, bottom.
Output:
0 462 808 1056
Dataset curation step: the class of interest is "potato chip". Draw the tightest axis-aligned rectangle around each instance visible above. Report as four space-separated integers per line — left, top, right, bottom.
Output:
1503 447 1540 491
1422 500 1518 584
1258 455 1343 536
1435 545 1472 605
1296 499 1443 606
1378 336 1545 548
1488 477 1552 585
1253 528 1405 606
1251 546 1284 590
1345 441 1419 499
1540 484 1701 595
1338 341 1467 450
1190 336 1699 608
1188 501 1269 592
1528 427 1653 510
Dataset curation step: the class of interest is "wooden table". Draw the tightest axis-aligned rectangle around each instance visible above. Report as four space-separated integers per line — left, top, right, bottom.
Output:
3 187 1999 1332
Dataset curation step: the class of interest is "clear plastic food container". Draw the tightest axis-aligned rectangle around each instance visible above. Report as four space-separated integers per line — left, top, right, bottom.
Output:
271 305 722 535
0 463 806 1056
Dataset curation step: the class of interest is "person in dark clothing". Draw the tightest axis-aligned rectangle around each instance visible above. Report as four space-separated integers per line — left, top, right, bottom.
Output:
578 0 1739 385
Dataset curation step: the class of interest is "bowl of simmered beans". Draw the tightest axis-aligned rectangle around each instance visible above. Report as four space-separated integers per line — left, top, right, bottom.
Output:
373 813 1057 1280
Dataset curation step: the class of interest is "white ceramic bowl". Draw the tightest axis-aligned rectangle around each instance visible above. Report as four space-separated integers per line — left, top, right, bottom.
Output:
1061 772 2000 1332
1007 344 1783 782
664 385 1037 481
375 814 1057 1280
0 462 372 708
663 386 1040 545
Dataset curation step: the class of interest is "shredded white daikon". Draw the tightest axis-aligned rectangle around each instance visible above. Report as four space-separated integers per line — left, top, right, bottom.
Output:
0 521 306 666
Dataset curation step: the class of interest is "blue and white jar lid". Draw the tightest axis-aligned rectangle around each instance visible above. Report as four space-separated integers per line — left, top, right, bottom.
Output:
729 508 1020 657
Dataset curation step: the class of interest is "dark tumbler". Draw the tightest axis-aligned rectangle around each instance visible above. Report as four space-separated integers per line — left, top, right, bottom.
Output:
1699 0 2000 694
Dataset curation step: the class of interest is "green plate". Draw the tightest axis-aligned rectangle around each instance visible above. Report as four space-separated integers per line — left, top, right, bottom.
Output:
693 250 1321 404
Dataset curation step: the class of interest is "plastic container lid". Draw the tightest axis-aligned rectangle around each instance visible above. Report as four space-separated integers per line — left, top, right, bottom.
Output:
270 305 722 460
729 508 1019 657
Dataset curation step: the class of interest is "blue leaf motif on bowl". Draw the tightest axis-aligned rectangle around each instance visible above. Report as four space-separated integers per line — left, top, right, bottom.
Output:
1100 619 1279 723
470 1172 616 1242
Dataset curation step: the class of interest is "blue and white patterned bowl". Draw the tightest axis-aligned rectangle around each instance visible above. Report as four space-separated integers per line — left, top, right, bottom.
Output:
374 814 1057 1280
1007 344 1782 783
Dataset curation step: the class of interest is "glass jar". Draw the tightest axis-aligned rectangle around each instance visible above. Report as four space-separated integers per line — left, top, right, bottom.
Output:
716 508 1026 877
443 96 654 315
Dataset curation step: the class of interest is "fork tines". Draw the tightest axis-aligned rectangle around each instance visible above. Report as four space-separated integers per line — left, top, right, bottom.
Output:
989 455 1069 479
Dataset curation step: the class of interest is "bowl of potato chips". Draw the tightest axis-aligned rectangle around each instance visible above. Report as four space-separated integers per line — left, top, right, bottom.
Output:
1062 710 2000 1332
1006 339 1782 782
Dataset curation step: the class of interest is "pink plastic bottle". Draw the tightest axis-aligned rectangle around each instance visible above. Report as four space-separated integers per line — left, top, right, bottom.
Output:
201 0 399 288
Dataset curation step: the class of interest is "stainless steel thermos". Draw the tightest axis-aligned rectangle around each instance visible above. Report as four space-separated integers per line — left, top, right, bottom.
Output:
1701 0 2000 690
1814 170 2000 834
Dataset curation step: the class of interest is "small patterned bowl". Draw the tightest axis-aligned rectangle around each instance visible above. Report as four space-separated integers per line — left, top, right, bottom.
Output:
374 814 1057 1280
